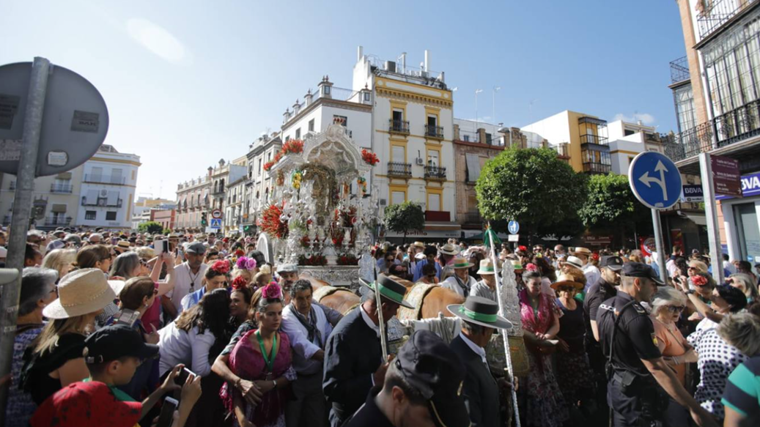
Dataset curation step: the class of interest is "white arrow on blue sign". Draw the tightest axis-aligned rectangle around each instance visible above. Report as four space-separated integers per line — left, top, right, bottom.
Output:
508 220 520 235
210 218 222 229
628 152 683 209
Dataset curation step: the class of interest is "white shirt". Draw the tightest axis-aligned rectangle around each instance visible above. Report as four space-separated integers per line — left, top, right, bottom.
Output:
158 321 216 378
168 262 208 312
459 331 487 365
442 274 478 297
282 304 333 375
582 264 600 291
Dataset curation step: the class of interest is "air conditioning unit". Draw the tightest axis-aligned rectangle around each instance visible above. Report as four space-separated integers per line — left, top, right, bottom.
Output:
415 158 424 166
385 61 396 73
99 189 108 197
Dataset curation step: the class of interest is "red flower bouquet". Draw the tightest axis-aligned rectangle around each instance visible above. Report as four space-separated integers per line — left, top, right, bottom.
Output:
258 203 288 239
337 254 358 266
282 139 304 155
361 149 379 166
298 254 327 266
210 260 230 275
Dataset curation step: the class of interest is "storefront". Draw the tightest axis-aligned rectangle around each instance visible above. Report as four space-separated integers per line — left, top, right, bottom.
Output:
719 172 760 263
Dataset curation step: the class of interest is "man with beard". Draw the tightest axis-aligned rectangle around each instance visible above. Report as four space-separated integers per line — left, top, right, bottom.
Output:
164 242 208 319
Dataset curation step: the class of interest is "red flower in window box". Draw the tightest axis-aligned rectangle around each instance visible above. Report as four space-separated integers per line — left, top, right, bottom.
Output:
282 139 304 155
361 149 379 166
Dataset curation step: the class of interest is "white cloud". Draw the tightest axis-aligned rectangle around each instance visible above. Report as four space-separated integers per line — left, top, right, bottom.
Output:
613 112 656 126
126 18 191 64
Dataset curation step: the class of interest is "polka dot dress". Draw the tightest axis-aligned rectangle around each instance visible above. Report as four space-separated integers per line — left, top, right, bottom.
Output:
687 326 748 420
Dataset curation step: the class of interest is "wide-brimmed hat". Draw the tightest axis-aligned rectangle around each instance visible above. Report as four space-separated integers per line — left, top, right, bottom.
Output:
550 273 585 291
412 241 425 249
573 247 592 256
43 269 119 319
564 256 584 270
439 243 459 256
447 296 512 330
451 257 474 270
114 240 131 251
359 274 414 309
476 259 498 275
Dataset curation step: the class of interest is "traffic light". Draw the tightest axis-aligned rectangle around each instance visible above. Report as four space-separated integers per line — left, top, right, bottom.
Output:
201 212 208 226
244 224 252 234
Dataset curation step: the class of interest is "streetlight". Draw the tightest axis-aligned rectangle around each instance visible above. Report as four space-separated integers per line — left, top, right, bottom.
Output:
475 89 483 133
492 86 501 127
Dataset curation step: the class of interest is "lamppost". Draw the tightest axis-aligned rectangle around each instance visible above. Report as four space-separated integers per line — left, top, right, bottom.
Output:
475 89 483 135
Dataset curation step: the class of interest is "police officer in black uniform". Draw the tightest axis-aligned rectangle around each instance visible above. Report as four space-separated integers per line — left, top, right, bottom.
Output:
598 262 717 427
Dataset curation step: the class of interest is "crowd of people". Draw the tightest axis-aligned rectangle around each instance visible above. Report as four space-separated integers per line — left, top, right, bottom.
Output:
0 227 759 427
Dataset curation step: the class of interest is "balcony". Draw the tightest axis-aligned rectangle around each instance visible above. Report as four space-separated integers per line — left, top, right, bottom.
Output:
670 99 760 162
44 216 72 226
389 119 410 135
81 197 123 208
424 165 447 180
463 212 483 226
457 130 480 143
670 56 690 84
580 134 609 146
387 162 412 178
84 174 126 185
582 162 611 174
425 124 444 140
425 210 451 222
50 184 73 194
697 0 758 40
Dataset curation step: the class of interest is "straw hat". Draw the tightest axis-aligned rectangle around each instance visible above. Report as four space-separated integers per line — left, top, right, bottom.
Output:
412 241 425 249
439 243 459 256
564 256 584 270
43 269 120 319
573 247 592 256
451 257 474 270
550 273 585 291
476 259 497 275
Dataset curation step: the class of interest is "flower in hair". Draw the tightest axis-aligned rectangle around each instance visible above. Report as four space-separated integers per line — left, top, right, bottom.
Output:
691 275 708 286
211 260 230 275
525 263 539 272
235 249 245 257
245 258 257 271
231 276 247 290
263 282 282 299
518 246 527 253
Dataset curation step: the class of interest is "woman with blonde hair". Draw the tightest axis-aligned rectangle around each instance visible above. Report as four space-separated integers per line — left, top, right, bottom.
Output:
41 248 77 280
727 272 758 304
254 264 272 290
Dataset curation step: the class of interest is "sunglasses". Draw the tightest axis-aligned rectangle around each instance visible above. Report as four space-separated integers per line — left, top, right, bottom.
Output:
665 305 685 313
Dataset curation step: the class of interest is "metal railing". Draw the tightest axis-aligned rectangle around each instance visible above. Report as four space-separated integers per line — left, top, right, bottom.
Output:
84 174 127 185
670 56 690 84
389 119 410 134
697 0 758 39
425 124 444 139
580 134 609 145
81 197 123 207
424 165 447 179
457 130 480 143
50 184 73 193
44 217 72 226
671 98 760 161
582 162 612 174
387 162 412 177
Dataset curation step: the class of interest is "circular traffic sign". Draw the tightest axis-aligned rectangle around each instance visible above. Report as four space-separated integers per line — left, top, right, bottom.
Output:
211 209 223 219
628 151 682 209
0 62 109 177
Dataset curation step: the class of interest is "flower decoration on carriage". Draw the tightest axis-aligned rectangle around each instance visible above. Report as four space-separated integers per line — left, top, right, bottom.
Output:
231 276 248 291
282 139 304 155
356 176 367 195
258 203 288 239
236 256 257 271
292 170 303 190
210 260 230 275
263 282 283 299
361 149 380 166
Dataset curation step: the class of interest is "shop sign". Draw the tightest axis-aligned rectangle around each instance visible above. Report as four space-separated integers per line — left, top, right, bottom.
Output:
717 171 760 200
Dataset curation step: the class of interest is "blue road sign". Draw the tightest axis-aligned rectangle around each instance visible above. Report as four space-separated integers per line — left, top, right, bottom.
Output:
210 218 222 229
508 220 520 235
628 152 683 209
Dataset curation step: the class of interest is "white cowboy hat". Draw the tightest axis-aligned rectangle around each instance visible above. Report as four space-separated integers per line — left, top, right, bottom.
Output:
43 269 119 319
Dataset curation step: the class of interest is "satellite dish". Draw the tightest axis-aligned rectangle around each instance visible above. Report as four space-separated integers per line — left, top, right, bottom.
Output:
0 62 109 177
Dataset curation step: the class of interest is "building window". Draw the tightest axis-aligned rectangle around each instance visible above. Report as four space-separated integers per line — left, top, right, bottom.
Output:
624 129 635 136
463 134 470 142
363 91 371 102
333 115 348 126
308 119 315 132
106 211 116 221
485 133 492 145
391 191 405 205
295 128 301 139
285 136 291 142
674 83 696 133
85 211 96 220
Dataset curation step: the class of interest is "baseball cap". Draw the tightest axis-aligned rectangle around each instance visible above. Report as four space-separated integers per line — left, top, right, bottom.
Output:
84 324 159 364
395 330 469 427
30 381 142 427
622 262 665 285
185 242 207 255
600 256 624 271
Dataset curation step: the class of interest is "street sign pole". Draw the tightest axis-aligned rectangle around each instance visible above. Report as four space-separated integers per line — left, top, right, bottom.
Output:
651 208 668 280
700 152 725 284
0 57 50 425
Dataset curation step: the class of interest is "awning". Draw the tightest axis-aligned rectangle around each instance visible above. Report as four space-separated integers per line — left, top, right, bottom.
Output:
56 172 72 180
465 153 481 181
51 204 67 213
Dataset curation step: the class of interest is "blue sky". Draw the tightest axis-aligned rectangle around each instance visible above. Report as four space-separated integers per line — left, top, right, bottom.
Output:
1 0 686 199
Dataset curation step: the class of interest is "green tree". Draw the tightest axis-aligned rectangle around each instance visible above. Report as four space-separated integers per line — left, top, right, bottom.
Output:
384 201 425 245
476 147 588 244
138 221 165 235
579 173 651 246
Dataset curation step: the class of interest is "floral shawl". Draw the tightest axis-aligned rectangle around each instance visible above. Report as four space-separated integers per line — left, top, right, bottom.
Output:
519 288 555 335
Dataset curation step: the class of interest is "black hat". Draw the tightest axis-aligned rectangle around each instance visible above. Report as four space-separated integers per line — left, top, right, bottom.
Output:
84 324 159 364
600 255 624 271
396 330 469 427
185 242 207 255
359 275 414 309
447 296 512 330
621 262 665 285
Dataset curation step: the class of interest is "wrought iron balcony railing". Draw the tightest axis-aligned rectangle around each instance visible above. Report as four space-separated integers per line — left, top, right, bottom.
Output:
697 0 758 40
582 162 611 174
81 197 123 208
84 174 126 185
50 184 73 193
387 162 412 178
424 165 447 180
670 56 690 84
580 134 609 145
425 124 444 139
389 119 410 134
44 217 72 226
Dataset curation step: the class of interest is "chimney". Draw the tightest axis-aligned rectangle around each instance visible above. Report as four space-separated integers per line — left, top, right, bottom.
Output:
424 50 430 72
357 45 363 62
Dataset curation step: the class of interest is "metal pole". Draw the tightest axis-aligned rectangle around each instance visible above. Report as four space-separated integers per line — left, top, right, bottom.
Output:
651 209 668 281
373 264 388 361
0 57 50 425
699 152 725 284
